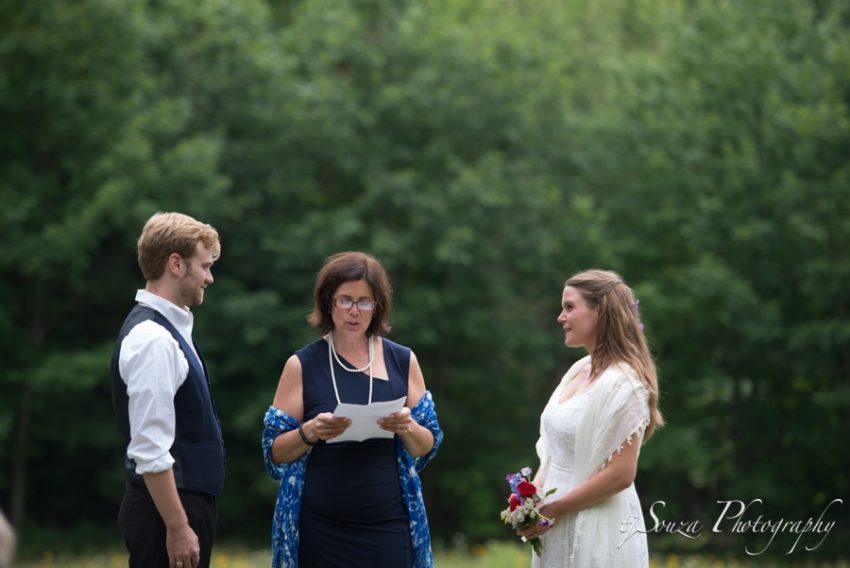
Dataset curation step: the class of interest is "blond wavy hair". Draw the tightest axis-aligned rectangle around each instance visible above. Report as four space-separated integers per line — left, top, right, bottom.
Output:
137 212 221 281
566 269 663 440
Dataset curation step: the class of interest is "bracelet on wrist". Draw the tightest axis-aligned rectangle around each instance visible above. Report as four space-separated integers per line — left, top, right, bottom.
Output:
298 423 317 446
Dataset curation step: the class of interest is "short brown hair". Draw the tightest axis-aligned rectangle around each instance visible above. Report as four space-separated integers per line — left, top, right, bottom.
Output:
307 251 393 336
137 212 221 281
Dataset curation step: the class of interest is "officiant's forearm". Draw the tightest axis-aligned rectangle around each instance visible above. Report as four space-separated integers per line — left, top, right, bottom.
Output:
271 427 312 463
399 422 434 457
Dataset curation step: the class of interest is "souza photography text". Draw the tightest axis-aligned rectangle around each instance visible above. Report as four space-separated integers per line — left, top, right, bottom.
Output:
619 498 843 556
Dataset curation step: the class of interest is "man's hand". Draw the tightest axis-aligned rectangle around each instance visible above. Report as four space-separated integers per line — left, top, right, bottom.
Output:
166 521 200 568
143 469 201 568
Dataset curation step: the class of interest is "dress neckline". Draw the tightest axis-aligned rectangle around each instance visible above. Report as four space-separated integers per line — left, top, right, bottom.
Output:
558 358 595 405
323 336 390 381
558 388 592 406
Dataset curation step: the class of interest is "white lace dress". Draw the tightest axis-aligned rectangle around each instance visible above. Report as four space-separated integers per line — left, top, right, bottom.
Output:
532 356 650 568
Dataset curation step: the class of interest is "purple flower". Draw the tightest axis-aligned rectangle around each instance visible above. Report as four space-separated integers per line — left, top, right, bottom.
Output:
633 299 645 331
506 467 534 495
506 472 522 494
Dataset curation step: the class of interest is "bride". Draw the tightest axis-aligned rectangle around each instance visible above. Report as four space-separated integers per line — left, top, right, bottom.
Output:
518 269 663 567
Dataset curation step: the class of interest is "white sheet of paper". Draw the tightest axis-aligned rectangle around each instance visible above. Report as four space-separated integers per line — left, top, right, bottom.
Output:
328 396 407 443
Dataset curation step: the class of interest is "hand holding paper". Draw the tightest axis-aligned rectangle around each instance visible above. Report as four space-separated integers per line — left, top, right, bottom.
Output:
328 396 407 443
376 406 414 434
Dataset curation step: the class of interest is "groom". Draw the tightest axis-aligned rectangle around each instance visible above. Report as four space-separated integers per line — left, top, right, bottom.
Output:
111 212 225 568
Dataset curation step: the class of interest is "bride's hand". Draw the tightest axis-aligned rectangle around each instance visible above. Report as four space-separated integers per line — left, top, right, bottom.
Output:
522 501 558 539
537 502 558 521
517 516 554 539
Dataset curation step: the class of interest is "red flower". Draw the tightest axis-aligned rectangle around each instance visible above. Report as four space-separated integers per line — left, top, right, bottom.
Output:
518 480 537 497
509 493 521 511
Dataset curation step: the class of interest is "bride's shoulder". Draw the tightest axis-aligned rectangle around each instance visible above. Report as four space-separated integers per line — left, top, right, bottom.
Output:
566 355 592 377
603 362 648 396
557 355 591 385
553 355 592 392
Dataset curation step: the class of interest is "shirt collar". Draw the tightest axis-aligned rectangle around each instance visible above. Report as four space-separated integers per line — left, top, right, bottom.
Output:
135 289 195 340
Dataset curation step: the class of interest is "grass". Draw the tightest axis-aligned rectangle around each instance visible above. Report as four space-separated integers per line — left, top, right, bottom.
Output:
13 543 850 568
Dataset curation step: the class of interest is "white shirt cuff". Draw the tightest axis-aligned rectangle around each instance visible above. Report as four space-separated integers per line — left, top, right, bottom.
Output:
133 452 175 475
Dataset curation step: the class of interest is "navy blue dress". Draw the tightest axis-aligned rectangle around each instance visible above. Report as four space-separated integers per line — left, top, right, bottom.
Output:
296 337 413 568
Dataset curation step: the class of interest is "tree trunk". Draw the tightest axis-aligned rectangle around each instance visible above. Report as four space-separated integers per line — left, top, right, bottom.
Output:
9 381 31 527
10 282 45 526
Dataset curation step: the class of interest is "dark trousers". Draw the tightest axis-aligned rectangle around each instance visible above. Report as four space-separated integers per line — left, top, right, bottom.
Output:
118 482 217 568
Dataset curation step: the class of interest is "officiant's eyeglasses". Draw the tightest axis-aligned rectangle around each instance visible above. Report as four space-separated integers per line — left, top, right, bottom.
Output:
333 297 376 311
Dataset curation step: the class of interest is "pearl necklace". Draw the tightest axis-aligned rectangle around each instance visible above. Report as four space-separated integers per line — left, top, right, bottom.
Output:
326 333 375 405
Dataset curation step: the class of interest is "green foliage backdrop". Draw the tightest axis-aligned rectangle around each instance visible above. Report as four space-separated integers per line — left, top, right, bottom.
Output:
1 0 848 559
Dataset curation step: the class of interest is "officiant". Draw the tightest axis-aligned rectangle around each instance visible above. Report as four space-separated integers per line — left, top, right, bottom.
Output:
261 251 443 568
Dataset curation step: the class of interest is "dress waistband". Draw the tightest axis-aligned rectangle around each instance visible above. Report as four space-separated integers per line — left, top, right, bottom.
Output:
549 462 575 474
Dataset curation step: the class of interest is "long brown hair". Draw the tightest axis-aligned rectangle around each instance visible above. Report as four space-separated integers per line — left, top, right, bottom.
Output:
566 269 663 439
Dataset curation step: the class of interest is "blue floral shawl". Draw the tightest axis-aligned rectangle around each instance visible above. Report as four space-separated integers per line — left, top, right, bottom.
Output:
262 391 443 568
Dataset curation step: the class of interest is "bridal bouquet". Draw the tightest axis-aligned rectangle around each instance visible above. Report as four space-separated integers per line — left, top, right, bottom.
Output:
500 466 555 556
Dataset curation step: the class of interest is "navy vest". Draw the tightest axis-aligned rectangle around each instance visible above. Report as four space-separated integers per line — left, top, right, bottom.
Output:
111 304 225 496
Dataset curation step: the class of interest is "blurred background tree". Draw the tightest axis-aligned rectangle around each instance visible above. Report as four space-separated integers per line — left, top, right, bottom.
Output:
1 0 847 560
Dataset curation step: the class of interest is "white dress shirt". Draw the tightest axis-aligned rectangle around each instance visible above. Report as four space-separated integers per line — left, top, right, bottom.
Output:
118 289 200 475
